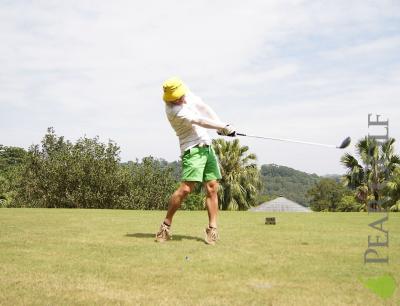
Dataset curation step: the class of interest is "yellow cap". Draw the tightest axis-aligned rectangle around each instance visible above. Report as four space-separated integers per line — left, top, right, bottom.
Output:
162 77 187 102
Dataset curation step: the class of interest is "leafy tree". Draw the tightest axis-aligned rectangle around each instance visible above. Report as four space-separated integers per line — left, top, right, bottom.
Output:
0 145 27 206
337 195 362 212
182 189 205 210
13 128 132 208
0 175 8 206
384 167 400 211
0 145 27 172
341 137 400 210
212 139 261 210
125 157 177 210
306 178 351 211
167 160 182 181
126 157 207 210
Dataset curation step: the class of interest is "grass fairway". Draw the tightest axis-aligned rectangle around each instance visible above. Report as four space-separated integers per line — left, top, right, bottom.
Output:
0 209 398 305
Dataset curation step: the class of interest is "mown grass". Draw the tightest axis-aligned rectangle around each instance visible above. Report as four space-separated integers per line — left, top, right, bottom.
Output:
0 209 398 305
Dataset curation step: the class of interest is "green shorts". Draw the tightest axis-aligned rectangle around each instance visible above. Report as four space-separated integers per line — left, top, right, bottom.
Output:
181 146 222 182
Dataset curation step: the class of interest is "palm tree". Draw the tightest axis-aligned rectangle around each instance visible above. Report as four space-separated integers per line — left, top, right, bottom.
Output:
212 138 261 210
385 167 400 211
381 138 400 178
340 137 400 211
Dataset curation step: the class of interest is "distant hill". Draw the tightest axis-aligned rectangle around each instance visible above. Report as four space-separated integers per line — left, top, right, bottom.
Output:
322 174 342 183
259 164 322 206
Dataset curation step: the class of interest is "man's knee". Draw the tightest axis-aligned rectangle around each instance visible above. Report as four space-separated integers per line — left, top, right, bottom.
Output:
177 182 195 198
205 180 219 196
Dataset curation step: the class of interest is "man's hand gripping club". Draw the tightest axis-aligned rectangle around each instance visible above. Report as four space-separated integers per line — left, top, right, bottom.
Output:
217 125 236 137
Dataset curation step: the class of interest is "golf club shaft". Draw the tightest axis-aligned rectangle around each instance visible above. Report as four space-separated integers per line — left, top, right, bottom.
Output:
236 133 337 148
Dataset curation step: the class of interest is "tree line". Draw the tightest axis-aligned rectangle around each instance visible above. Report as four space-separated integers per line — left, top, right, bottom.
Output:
1 128 399 211
0 128 260 210
1 128 177 209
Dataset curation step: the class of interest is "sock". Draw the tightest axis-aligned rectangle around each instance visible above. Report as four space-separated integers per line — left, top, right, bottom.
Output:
163 221 171 227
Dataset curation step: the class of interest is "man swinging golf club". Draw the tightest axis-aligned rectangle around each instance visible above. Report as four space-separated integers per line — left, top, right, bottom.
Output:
156 77 236 245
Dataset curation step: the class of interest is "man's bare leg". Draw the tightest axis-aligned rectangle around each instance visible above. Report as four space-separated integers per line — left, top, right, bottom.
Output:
204 180 219 228
164 181 196 225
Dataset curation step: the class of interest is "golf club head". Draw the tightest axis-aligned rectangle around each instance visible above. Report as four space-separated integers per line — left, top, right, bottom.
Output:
337 137 351 149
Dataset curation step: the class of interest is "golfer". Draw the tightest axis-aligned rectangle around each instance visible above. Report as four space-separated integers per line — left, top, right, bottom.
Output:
156 77 235 245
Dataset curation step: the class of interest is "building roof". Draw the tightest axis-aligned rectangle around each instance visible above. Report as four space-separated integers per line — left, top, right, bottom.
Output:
249 197 312 212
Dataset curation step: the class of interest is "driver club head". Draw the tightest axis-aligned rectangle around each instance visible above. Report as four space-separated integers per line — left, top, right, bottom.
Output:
338 137 351 149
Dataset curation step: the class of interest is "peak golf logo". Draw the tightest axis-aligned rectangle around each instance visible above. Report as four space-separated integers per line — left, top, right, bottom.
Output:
360 275 396 299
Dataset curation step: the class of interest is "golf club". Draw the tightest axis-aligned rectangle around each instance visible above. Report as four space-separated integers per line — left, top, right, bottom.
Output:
235 133 351 149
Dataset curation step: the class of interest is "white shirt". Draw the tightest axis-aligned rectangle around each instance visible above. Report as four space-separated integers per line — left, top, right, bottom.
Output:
165 91 226 155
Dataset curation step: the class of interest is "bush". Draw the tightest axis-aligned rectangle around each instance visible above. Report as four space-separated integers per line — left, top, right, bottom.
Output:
307 178 352 212
13 128 133 208
337 195 362 212
181 187 205 210
390 200 400 212
0 145 27 206
125 157 177 210
5 128 202 210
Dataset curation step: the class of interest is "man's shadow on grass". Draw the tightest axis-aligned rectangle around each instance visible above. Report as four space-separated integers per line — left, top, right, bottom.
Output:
126 233 204 242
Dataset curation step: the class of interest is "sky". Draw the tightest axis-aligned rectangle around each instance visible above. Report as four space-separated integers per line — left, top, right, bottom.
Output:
1 0 399 175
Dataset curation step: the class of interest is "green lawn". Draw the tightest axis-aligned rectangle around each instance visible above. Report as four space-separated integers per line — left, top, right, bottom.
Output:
0 209 398 305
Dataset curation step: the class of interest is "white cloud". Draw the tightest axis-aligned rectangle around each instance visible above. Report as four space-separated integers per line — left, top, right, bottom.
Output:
321 36 400 61
0 0 399 175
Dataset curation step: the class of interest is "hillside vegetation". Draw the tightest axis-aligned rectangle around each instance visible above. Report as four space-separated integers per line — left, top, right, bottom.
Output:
259 164 321 206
